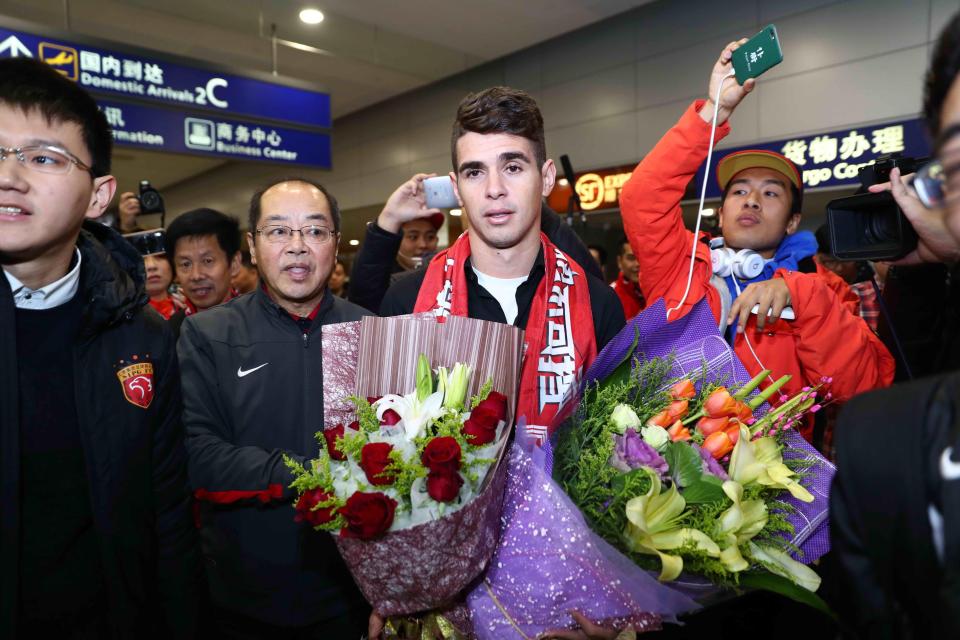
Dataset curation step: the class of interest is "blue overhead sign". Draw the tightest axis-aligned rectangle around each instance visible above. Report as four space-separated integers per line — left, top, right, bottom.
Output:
693 118 931 198
99 99 331 168
0 27 330 129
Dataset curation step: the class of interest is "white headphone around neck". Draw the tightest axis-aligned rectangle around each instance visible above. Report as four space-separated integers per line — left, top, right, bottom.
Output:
710 241 764 280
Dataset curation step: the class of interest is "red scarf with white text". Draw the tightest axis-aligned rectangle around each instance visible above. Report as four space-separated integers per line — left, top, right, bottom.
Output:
414 232 596 443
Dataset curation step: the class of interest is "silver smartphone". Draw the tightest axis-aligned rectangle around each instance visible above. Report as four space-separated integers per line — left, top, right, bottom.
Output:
423 175 459 209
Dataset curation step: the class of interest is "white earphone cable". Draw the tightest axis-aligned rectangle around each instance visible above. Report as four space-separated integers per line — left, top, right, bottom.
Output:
667 70 737 319
730 275 777 383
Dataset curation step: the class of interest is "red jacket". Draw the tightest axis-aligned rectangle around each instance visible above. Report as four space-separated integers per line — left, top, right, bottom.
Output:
620 101 895 438
611 271 646 319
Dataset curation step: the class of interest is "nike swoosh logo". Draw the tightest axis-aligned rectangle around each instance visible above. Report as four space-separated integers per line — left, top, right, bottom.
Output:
237 363 269 378
940 446 960 480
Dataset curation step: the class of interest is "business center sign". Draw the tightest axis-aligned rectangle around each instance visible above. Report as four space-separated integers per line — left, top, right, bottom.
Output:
0 25 331 167
101 100 331 167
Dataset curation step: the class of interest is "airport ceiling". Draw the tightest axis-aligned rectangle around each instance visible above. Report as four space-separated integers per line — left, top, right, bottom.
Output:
0 0 653 202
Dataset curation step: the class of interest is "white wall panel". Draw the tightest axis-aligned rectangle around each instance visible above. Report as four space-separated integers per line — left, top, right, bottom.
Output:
539 16 635 87
540 63 636 130
636 31 745 110
547 111 639 169
759 44 928 137
764 0 928 81
634 0 757 60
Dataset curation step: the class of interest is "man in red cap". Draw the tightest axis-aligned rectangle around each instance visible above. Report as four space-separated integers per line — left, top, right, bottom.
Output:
620 39 894 443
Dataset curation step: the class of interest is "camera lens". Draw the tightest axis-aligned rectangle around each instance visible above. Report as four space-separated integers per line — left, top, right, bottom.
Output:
865 210 899 245
141 191 160 210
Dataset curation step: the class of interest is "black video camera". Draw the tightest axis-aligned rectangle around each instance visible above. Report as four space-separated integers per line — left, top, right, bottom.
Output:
123 228 166 256
825 153 921 261
138 180 165 215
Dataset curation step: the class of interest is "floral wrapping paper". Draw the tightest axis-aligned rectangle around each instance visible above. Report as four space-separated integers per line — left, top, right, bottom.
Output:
335 449 509 617
321 315 524 619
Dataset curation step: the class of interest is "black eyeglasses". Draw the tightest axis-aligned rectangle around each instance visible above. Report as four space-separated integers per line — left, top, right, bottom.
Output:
255 224 338 245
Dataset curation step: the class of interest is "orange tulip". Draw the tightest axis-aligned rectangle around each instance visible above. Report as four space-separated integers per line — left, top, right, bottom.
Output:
697 415 730 437
666 400 689 421
647 410 673 428
734 401 753 423
703 387 739 418
703 431 735 459
725 422 743 444
670 379 696 400
667 420 692 442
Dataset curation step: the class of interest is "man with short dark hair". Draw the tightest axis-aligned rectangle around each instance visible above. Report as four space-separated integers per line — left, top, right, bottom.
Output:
381 87 624 444
610 237 645 319
179 177 371 637
0 57 200 637
620 40 894 441
165 207 242 337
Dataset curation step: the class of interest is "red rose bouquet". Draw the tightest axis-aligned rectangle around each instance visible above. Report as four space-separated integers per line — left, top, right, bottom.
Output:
287 315 524 617
286 354 510 537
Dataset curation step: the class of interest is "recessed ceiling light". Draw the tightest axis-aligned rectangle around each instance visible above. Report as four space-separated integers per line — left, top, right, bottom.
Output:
558 178 569 186
348 239 359 246
700 208 715 217
299 8 325 24
449 208 462 217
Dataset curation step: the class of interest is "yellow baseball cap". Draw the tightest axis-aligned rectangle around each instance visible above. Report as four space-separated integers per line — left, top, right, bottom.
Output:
716 149 803 193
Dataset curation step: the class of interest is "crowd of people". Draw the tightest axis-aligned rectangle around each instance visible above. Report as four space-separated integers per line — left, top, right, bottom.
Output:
3 11 960 640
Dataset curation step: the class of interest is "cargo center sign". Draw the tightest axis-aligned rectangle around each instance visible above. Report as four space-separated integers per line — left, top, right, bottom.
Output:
694 119 930 198
547 118 930 213
0 23 331 168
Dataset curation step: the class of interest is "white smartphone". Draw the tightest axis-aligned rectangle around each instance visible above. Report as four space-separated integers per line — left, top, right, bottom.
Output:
751 304 795 321
423 175 459 209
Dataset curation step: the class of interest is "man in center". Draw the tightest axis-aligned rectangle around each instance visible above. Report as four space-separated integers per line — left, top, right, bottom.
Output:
381 87 625 443
619 40 895 442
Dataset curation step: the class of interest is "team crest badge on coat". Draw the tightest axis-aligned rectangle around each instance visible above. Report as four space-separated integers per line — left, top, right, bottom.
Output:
117 362 154 408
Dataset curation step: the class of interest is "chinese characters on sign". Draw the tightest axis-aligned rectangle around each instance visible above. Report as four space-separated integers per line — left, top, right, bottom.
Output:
695 119 929 198
0 26 332 167
1 28 329 121
98 100 330 166
783 125 907 187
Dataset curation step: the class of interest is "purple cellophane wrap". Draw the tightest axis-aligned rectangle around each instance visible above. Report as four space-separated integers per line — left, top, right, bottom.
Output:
584 298 834 563
467 425 698 638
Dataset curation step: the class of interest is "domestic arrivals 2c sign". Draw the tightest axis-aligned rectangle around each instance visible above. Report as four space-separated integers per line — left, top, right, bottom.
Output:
0 26 330 129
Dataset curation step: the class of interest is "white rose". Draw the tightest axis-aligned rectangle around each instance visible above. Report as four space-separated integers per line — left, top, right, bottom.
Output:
641 425 670 452
610 404 641 433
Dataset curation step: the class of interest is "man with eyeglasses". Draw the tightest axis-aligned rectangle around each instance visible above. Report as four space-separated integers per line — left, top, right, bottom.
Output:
178 177 371 637
0 58 200 636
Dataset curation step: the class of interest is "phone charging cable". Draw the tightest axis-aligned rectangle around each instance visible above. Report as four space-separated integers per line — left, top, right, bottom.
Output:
667 70 776 379
730 274 775 378
668 69 737 319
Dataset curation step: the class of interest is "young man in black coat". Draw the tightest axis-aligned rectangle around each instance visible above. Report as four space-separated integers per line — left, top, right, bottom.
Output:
0 58 201 637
